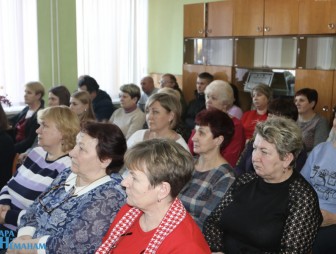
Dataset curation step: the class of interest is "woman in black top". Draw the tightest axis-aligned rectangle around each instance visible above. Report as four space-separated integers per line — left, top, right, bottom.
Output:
204 116 322 253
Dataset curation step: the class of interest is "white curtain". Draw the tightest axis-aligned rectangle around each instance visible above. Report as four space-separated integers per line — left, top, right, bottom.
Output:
76 0 148 99
0 0 39 105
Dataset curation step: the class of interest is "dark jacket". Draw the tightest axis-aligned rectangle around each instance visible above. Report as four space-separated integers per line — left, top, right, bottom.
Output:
93 90 115 121
185 91 206 131
10 100 44 154
0 130 15 189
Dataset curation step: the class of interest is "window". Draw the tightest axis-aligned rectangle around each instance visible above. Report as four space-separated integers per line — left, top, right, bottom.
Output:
76 0 148 98
0 0 39 105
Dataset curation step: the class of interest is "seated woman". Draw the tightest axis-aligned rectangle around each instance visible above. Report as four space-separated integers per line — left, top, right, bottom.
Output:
241 83 272 143
10 81 45 154
96 139 211 254
0 103 15 189
17 85 72 164
204 117 322 253
48 85 71 107
70 90 96 123
301 110 336 253
188 80 245 167
127 93 189 151
110 84 145 139
235 97 308 176
295 88 329 153
0 106 80 232
11 122 127 253
179 109 235 230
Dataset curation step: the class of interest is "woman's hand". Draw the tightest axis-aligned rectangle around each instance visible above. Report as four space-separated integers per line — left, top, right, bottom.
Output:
6 237 39 254
321 209 336 227
0 204 10 224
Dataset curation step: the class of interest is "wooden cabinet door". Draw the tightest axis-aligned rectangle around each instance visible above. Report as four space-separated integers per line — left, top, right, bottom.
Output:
184 3 205 38
233 0 264 36
264 0 299 35
207 1 233 37
299 0 336 34
295 69 334 120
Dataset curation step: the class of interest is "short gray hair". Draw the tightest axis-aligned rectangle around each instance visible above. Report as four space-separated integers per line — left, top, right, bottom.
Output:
205 80 234 106
124 139 194 198
120 83 141 102
254 116 303 168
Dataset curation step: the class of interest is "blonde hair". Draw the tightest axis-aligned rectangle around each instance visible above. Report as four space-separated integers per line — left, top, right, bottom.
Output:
37 106 80 152
158 87 181 100
26 81 45 99
145 93 181 129
71 91 96 123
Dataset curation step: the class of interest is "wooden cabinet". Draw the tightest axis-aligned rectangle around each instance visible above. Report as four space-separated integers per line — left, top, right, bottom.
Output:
184 1 233 38
184 3 205 38
295 69 336 122
299 0 336 35
233 0 299 36
183 64 232 103
207 1 233 37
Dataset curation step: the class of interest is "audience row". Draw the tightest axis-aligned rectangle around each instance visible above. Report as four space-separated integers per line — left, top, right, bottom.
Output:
0 73 334 253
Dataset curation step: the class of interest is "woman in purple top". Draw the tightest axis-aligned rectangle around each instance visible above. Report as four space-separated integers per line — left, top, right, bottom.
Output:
0 106 80 233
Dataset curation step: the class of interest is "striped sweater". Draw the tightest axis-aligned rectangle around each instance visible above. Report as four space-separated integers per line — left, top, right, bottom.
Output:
0 146 71 230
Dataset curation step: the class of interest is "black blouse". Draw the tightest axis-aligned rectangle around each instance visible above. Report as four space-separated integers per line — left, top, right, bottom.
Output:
204 171 322 253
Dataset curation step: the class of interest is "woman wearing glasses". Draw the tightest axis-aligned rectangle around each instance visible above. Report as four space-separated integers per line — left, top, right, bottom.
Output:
10 122 127 254
0 106 79 235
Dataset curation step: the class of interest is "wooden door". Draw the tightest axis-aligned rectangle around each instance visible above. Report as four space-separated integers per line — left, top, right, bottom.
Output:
295 69 334 120
233 0 264 36
184 3 205 38
264 0 299 35
299 0 336 34
207 0 233 37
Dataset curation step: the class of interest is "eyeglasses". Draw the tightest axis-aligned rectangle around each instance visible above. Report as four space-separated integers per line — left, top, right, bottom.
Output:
38 183 77 214
159 80 172 85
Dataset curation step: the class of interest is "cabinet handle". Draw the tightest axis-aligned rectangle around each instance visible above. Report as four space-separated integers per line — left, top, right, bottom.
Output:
256 26 263 32
264 26 270 32
207 29 212 34
328 23 335 30
198 29 204 34
322 106 329 112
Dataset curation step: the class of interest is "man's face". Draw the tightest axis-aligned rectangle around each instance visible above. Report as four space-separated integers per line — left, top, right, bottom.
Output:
140 78 154 94
196 78 210 94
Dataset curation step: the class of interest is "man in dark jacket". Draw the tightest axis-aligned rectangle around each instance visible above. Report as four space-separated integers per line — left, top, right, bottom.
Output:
185 72 214 133
78 75 115 121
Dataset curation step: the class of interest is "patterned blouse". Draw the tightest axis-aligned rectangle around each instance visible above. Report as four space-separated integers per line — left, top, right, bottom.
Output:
204 171 322 253
179 163 235 230
18 168 126 254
